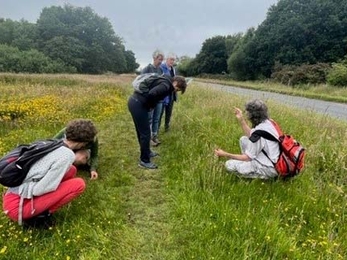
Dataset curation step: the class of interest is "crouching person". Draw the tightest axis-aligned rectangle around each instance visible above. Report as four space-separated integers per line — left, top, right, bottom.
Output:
2 119 97 228
214 99 279 179
54 127 99 180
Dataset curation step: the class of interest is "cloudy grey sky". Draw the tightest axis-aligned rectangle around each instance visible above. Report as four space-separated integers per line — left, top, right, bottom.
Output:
0 0 278 68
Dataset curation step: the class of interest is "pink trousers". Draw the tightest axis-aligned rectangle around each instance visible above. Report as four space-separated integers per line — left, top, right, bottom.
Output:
3 165 85 221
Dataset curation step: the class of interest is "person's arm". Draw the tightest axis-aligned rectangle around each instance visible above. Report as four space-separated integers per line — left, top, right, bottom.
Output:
160 64 169 75
89 138 99 180
234 107 251 137
53 128 66 139
214 148 251 161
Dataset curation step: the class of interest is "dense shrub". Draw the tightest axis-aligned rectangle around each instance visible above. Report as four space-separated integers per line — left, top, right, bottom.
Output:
271 62 331 85
0 44 76 73
326 63 347 87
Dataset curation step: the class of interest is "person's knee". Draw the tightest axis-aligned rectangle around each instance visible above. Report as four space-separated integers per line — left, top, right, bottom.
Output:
225 160 237 172
73 178 86 193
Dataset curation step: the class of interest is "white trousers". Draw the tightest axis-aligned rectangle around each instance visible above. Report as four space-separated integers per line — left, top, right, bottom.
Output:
225 136 278 179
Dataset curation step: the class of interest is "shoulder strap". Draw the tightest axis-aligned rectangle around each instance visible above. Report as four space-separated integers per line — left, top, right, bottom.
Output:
269 119 283 136
251 130 279 143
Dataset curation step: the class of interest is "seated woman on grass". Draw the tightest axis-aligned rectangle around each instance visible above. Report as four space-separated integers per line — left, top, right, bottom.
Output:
214 99 280 179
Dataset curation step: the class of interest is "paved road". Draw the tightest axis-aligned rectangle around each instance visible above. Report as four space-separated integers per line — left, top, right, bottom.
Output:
197 81 347 121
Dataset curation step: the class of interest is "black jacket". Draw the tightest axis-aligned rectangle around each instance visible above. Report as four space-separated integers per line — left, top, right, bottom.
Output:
133 75 174 109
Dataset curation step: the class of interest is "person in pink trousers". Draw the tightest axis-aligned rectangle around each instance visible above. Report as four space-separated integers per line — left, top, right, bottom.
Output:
2 119 97 228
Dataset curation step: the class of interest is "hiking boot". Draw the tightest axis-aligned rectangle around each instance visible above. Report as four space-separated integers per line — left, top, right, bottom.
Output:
151 136 161 145
23 210 55 229
138 161 158 169
149 151 159 158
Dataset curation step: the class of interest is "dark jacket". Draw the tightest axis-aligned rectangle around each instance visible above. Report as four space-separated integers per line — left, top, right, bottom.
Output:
142 64 163 74
133 74 174 109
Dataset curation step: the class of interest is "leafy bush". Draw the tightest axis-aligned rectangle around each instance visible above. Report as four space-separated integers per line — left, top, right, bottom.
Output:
326 63 347 87
271 62 331 85
0 44 76 73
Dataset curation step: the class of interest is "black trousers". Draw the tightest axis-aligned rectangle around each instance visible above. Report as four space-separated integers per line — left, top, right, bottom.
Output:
128 95 151 163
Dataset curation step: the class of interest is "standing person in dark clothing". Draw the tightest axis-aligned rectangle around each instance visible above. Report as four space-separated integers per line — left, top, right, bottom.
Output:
141 49 164 146
128 75 187 169
142 49 164 74
160 53 177 132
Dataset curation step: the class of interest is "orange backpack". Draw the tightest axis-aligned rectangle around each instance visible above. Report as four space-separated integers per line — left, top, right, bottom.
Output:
253 120 306 178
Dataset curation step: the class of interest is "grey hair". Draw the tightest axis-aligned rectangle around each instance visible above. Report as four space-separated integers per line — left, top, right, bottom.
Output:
245 99 269 127
166 52 176 60
152 49 164 59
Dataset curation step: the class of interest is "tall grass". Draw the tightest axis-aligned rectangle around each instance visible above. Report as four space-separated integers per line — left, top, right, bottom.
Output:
0 74 346 259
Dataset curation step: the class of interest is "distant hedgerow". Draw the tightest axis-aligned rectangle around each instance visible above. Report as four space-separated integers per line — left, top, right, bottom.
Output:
271 62 331 86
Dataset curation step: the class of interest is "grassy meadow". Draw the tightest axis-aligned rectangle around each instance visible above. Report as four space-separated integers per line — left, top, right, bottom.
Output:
0 73 347 259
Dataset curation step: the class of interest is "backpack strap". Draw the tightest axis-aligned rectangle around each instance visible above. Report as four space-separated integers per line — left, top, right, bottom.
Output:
269 119 283 136
249 118 283 143
250 130 278 143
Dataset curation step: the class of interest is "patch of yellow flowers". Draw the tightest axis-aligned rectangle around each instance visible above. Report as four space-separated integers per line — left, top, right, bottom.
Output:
0 79 127 156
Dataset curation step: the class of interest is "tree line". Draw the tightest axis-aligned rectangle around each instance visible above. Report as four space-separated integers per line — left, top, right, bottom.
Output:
178 0 347 86
0 5 139 74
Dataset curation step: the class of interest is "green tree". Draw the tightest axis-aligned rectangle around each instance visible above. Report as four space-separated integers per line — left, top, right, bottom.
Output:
0 44 75 73
124 50 139 73
36 5 128 73
182 34 243 76
225 33 243 57
0 19 37 50
41 36 87 71
241 0 347 79
176 55 194 76
193 36 229 74
228 28 258 80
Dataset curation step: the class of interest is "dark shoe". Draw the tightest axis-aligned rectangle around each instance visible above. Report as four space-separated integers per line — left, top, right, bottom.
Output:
152 136 161 145
150 151 159 158
164 126 170 132
23 211 55 229
138 161 158 169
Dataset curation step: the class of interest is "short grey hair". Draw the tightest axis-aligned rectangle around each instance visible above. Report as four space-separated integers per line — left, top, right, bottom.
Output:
166 52 176 60
152 49 164 59
245 99 269 127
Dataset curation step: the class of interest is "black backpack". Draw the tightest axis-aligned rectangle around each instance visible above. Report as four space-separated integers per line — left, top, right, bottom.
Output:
132 73 165 93
0 139 65 187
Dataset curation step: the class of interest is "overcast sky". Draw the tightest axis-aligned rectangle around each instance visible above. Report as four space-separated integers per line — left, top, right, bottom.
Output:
0 0 278 68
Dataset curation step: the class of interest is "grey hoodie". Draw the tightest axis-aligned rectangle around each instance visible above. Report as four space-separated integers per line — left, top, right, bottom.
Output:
6 146 75 223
